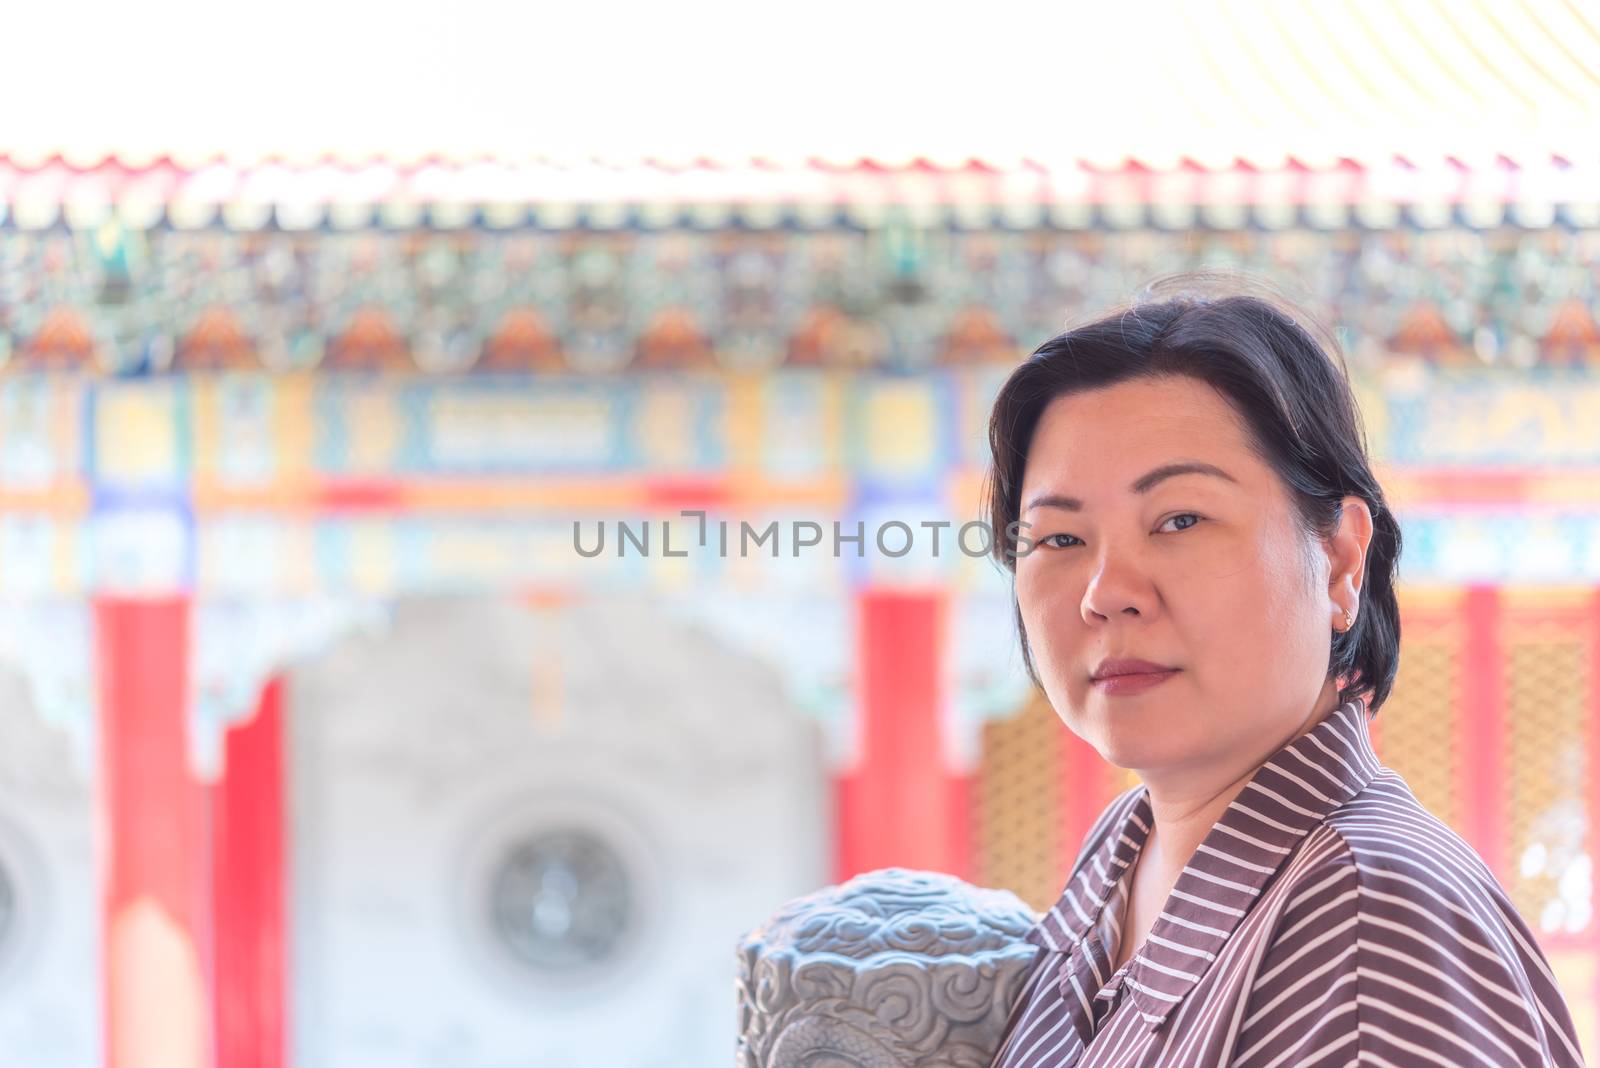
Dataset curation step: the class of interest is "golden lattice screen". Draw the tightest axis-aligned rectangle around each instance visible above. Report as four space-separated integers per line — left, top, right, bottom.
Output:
1502 598 1592 938
1375 592 1462 832
972 691 1061 912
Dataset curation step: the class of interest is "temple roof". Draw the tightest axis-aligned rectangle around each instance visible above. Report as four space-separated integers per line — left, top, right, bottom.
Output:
0 156 1593 230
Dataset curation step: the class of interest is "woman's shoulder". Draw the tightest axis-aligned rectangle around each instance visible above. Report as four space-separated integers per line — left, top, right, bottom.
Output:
1265 767 1553 979
1320 768 1508 905
1256 772 1586 1066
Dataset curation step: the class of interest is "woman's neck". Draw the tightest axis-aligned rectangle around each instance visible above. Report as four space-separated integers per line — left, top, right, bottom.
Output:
1136 682 1341 894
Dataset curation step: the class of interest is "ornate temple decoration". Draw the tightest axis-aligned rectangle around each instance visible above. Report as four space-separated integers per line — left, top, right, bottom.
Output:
488 827 634 974
0 158 1597 377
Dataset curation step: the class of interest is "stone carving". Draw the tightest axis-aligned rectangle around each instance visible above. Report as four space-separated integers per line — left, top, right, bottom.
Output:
736 868 1041 1068
487 826 633 972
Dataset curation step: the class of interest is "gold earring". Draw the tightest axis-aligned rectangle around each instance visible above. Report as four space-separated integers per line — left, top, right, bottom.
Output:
1341 609 1354 631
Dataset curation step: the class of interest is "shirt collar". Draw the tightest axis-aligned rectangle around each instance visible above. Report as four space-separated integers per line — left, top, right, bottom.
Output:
1024 694 1380 1031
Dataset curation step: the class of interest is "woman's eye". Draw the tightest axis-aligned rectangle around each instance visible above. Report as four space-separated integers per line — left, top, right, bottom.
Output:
1038 516 1200 551
1160 513 1203 533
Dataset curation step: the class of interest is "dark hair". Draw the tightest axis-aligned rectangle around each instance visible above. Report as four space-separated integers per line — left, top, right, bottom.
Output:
982 272 1402 716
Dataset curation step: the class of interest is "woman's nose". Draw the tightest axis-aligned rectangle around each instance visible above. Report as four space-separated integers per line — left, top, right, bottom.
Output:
1080 552 1156 623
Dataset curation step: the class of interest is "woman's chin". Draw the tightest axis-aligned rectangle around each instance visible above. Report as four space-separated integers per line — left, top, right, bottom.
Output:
1091 714 1199 773
1097 740 1173 776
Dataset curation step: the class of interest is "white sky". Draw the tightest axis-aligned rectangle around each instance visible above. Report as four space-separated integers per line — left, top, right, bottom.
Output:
4 0 1597 166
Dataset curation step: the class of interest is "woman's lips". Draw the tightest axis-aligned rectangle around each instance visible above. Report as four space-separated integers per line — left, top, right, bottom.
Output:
1091 669 1180 696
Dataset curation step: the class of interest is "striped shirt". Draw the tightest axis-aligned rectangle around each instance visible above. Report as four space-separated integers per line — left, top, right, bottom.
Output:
990 696 1587 1067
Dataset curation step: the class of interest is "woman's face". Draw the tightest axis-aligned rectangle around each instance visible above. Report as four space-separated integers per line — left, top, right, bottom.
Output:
1014 375 1369 782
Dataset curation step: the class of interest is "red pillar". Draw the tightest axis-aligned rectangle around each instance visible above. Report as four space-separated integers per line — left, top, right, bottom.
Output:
1058 726 1111 874
212 676 287 1068
1587 589 1600 1037
833 589 967 881
95 596 208 1068
1458 585 1506 879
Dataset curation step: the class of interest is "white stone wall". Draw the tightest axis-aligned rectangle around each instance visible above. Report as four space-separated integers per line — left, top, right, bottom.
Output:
288 595 829 1068
0 668 99 1068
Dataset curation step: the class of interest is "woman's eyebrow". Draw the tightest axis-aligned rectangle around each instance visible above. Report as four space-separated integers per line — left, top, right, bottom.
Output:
1024 462 1237 513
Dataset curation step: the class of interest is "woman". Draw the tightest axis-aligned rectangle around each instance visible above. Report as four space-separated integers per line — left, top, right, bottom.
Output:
982 278 1585 1067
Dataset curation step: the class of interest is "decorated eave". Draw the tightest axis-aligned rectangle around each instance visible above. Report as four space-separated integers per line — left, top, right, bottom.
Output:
1 155 1597 231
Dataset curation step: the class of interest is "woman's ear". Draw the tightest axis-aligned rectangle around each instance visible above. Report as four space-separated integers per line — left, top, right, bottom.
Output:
1326 496 1374 613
